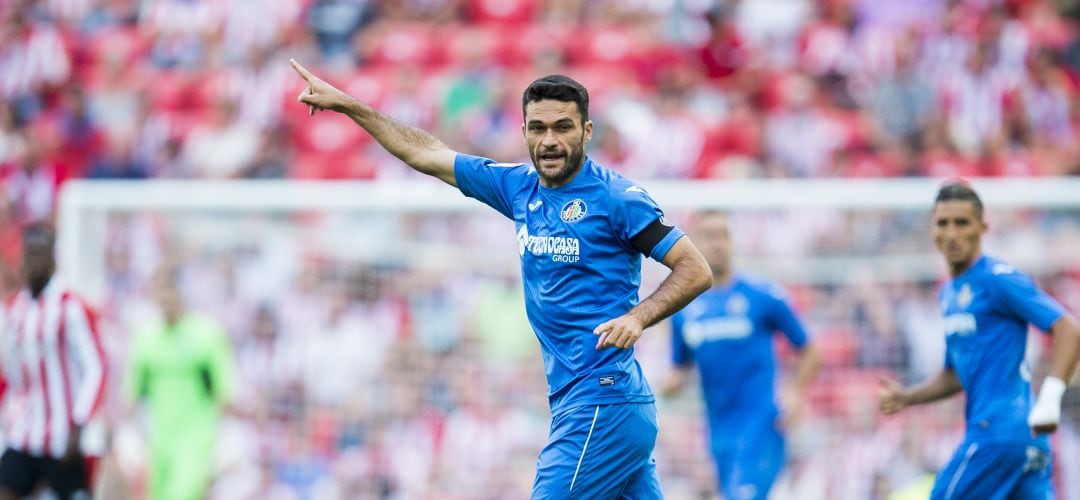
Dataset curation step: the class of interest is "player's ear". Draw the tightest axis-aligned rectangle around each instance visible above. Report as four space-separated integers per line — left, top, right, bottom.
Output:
583 120 593 144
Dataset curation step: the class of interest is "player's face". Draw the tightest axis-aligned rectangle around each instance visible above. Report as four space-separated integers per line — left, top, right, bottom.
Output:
20 236 54 286
932 200 986 271
695 213 732 277
523 99 593 188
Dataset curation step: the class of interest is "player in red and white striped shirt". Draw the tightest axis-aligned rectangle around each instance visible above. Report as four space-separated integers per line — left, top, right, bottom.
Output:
0 225 105 500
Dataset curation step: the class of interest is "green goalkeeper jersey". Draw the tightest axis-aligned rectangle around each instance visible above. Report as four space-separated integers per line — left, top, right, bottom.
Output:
125 313 235 432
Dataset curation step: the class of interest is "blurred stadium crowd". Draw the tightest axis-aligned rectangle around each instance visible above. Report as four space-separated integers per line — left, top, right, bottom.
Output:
5 0 1080 210
2 0 1080 498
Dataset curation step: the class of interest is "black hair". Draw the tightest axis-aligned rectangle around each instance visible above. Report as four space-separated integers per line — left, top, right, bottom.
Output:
522 74 590 123
935 181 984 220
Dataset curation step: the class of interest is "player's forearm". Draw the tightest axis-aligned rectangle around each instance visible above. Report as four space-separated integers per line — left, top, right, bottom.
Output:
338 98 457 184
905 369 963 406
1047 315 1080 383
661 366 692 397
629 249 711 329
791 343 821 394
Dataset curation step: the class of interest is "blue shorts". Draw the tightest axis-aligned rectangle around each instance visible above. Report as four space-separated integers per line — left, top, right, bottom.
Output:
931 441 1053 500
531 402 662 500
710 421 785 500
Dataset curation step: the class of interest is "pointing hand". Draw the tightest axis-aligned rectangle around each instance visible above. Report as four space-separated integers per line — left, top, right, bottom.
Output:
290 58 350 116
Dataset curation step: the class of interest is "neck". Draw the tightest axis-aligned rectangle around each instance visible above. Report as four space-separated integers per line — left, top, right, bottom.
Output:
949 253 981 277
164 313 182 328
28 278 48 299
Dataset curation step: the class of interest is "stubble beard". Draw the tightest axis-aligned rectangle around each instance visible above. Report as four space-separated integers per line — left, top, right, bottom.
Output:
532 144 586 187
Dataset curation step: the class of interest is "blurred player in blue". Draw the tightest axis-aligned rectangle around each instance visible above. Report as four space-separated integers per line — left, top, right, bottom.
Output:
879 182 1080 499
290 61 712 498
662 211 821 500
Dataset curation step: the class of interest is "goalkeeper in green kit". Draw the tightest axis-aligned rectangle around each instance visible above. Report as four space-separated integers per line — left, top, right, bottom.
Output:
124 271 236 500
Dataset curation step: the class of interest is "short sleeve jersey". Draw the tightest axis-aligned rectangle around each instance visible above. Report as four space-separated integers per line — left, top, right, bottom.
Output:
940 255 1065 446
455 154 685 414
671 275 809 431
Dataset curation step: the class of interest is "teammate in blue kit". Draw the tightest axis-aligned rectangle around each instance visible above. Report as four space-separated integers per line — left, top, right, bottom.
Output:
879 182 1080 499
290 61 712 498
662 211 821 500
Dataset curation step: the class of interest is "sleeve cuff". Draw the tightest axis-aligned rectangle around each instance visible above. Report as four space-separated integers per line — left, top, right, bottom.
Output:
650 229 685 261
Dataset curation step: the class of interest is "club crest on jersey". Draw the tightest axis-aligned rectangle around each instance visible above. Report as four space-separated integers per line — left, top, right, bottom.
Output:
726 294 749 315
560 199 587 223
957 284 973 309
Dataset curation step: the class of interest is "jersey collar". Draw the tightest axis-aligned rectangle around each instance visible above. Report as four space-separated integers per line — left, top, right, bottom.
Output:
951 254 987 282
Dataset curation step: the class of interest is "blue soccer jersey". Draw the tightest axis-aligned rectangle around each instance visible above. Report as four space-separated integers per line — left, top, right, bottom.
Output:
940 255 1066 447
454 153 685 415
671 275 810 430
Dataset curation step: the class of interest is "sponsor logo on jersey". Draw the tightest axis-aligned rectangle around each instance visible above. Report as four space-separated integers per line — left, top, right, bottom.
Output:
625 185 646 194
683 317 753 347
599 376 615 386
992 263 1016 275
528 199 543 211
944 312 977 336
517 225 581 263
560 199 587 223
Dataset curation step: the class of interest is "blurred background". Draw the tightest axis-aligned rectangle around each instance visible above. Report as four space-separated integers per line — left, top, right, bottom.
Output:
2 0 1080 498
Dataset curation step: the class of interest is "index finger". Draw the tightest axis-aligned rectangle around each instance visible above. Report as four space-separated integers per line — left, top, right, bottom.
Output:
290 58 314 82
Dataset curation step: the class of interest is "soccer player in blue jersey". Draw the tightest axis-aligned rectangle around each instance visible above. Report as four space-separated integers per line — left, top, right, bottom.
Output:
879 182 1080 499
290 61 713 498
662 211 821 500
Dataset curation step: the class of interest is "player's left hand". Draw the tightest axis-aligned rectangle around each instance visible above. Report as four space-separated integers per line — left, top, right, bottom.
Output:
594 314 645 350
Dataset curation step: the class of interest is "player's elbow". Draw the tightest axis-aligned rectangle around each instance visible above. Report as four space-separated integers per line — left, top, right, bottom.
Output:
798 341 821 362
1053 314 1080 343
695 271 712 297
686 258 712 298
799 342 823 374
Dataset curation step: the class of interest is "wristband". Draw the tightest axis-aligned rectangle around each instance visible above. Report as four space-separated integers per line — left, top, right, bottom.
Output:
1038 376 1067 405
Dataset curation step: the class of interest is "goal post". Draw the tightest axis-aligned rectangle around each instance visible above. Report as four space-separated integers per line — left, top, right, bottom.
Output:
58 177 1080 304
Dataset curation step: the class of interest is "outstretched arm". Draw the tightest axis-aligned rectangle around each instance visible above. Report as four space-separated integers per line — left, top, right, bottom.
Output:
291 59 458 186
878 368 963 415
595 237 712 350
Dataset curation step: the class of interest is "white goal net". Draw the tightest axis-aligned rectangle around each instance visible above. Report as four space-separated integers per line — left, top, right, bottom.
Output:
59 177 1080 499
